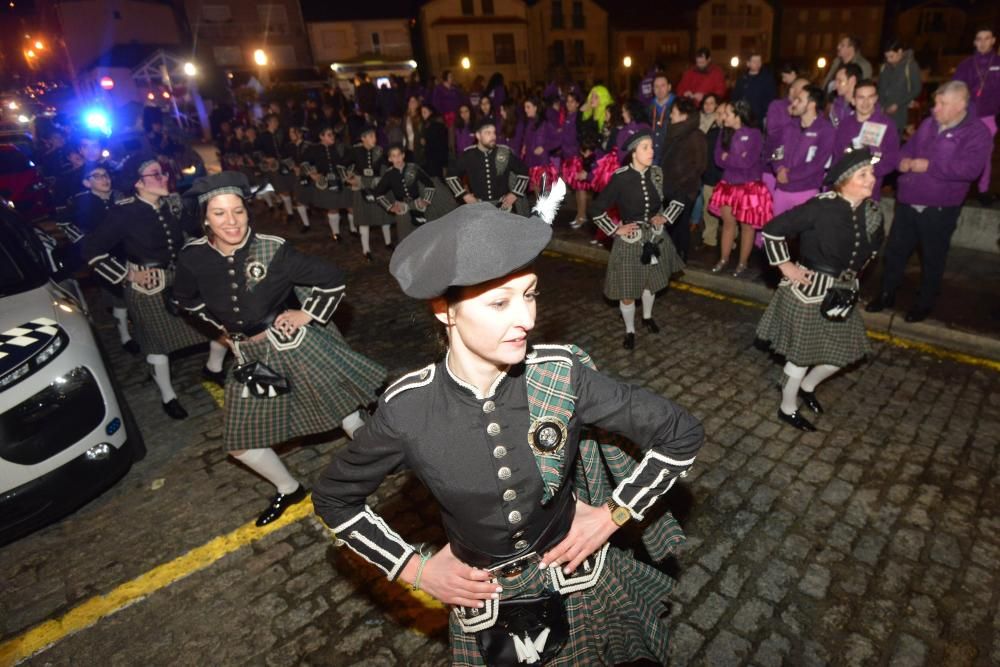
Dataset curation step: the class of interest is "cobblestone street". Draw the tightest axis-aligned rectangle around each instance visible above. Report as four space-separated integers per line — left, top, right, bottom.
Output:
2 210 998 666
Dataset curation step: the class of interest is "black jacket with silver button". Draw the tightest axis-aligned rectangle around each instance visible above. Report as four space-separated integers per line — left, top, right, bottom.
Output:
349 144 384 188
446 145 529 202
172 232 345 334
587 164 676 236
312 347 703 580
82 195 200 284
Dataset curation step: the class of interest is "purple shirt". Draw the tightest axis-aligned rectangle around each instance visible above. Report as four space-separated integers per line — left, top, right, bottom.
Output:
714 126 763 184
763 97 793 166
521 118 560 168
832 108 900 199
953 52 1000 119
561 112 579 157
829 96 852 130
897 113 992 207
771 115 835 192
615 121 652 154
455 128 475 154
431 84 465 116
500 122 524 158
487 85 507 109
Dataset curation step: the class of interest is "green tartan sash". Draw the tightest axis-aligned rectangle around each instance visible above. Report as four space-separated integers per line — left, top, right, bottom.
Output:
524 344 686 562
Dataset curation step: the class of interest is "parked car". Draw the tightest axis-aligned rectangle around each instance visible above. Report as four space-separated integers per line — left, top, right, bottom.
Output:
0 201 143 546
0 144 51 220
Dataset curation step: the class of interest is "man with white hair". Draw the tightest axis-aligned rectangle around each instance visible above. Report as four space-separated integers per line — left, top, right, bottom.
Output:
866 81 991 322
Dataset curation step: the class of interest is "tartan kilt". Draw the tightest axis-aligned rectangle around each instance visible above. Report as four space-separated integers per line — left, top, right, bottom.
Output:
293 180 313 206
124 277 210 356
222 324 386 451
604 227 685 300
424 177 458 221
270 171 298 194
449 545 673 666
756 283 871 367
352 190 396 227
239 166 268 188
310 186 353 211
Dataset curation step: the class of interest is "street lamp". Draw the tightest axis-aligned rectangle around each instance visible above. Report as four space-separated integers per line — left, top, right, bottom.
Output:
461 56 471 70
817 56 827 69
253 49 268 67
623 55 632 68
33 40 44 50
730 56 740 68
182 61 197 77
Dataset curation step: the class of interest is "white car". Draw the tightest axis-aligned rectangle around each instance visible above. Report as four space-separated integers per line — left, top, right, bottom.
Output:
0 202 143 545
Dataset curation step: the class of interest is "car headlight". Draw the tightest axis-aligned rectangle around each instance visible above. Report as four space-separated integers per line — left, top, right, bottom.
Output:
0 329 68 391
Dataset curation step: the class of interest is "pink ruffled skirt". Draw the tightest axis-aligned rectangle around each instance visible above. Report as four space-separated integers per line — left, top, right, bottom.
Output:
529 164 561 193
708 180 774 228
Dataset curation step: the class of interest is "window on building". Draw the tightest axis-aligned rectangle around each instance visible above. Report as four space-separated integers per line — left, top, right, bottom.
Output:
711 3 726 17
572 1 585 29
461 0 474 15
257 5 288 34
798 9 808 23
711 34 726 51
917 10 946 34
795 33 806 56
270 45 296 67
552 0 564 29
213 45 243 65
482 0 494 15
201 4 232 22
573 39 585 65
321 29 349 51
551 40 565 65
625 35 644 56
818 9 830 22
740 35 756 51
841 9 851 22
371 33 381 55
494 33 516 64
447 34 470 64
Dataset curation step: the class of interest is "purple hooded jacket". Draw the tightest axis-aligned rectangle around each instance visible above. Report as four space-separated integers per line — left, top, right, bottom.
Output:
771 115 835 192
896 112 992 207
431 84 465 116
520 117 560 168
832 107 900 199
715 126 764 184
763 97 792 166
952 52 1000 119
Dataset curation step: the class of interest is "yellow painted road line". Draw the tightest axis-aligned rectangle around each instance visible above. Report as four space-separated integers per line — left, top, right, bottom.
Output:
201 380 225 408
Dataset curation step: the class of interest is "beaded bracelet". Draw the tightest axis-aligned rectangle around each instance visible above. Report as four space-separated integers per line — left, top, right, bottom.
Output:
412 553 431 592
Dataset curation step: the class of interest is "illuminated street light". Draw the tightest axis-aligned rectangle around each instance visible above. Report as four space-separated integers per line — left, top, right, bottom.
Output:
330 63 339 72
25 49 36 59
33 40 44 50
623 56 632 68
253 49 268 66
6 101 17 110
730 56 740 68
407 60 417 68
817 56 827 69
460 56 471 70
99 76 114 90
182 62 197 77
147 92 155 101
162 91 171 99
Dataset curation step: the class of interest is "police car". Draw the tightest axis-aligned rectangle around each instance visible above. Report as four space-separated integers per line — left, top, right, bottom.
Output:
0 200 143 545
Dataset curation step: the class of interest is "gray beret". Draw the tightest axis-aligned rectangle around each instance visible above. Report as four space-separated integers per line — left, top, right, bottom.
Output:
824 147 876 187
185 171 252 204
389 203 553 299
119 152 159 182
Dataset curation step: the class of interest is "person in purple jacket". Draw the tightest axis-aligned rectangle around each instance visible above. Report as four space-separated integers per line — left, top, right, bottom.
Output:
521 97 561 193
453 103 476 155
829 63 862 130
762 77 809 195
952 28 1000 200
615 101 652 157
497 99 523 157
769 85 835 216
832 80 900 200
866 81 992 322
708 101 774 277
431 70 466 128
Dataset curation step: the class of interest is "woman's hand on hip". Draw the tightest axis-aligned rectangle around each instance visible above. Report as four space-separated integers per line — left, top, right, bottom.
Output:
540 500 618 576
274 309 311 336
415 544 502 608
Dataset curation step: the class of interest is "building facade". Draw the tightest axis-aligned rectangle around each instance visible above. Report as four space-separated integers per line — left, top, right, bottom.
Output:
526 0 608 87
695 0 774 61
419 0 531 86
777 1 884 73
303 4 415 80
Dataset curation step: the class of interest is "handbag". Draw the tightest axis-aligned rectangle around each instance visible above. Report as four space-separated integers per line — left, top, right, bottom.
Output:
820 285 859 321
640 240 661 265
475 592 569 666
232 361 290 399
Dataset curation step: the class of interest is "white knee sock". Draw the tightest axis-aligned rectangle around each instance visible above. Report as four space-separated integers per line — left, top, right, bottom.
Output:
295 204 310 227
781 362 807 415
619 302 636 334
327 212 341 236
381 225 392 246
206 340 227 373
280 194 293 215
232 449 299 494
112 307 131 344
341 410 365 439
801 364 840 393
147 353 177 403
641 289 655 319
347 211 357 232
360 226 371 254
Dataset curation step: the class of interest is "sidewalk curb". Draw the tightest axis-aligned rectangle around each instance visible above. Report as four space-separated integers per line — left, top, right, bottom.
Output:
548 238 1000 364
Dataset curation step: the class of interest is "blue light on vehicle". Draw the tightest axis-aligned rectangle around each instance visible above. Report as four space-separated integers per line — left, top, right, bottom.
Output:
83 108 112 136
106 417 121 435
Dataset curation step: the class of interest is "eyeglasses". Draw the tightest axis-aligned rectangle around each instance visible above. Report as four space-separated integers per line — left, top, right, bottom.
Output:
87 172 111 180
140 170 166 180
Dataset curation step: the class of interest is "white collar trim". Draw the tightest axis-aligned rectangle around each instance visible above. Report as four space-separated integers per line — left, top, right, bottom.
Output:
444 350 507 400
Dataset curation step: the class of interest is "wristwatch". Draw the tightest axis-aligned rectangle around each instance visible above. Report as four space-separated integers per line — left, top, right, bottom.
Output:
606 498 632 527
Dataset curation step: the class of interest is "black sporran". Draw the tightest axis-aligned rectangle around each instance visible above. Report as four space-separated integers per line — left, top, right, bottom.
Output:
475 592 568 666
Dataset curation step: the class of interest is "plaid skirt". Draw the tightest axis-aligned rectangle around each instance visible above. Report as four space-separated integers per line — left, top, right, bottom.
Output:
310 185 353 211
756 283 871 367
352 190 396 227
270 171 298 194
223 324 386 451
124 279 210 356
293 181 313 206
604 227 685 300
449 545 673 666
425 177 459 221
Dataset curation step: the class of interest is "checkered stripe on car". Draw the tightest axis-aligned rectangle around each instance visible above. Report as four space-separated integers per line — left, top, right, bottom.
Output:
0 318 60 361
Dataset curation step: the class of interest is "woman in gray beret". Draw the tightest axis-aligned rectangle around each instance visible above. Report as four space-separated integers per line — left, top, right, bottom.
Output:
313 183 704 666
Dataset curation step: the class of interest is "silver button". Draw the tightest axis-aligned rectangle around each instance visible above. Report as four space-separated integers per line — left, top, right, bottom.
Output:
503 489 517 501
497 466 511 480
508 511 522 524
493 445 507 459
512 530 524 538
514 539 528 550
483 400 495 413
231 295 238 302
233 307 240 313
228 269 235 276
487 423 501 436
227 257 234 263
231 283 239 289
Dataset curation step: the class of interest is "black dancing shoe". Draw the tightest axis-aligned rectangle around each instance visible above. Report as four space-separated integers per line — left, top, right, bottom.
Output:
798 389 823 414
363 251 373 262
122 339 141 356
777 408 816 432
865 293 895 313
162 399 189 420
256 485 308 527
300 224 310 234
642 318 660 334
202 366 226 388
350 228 360 237
331 233 342 243
904 306 931 323
623 333 635 350
384 242 395 251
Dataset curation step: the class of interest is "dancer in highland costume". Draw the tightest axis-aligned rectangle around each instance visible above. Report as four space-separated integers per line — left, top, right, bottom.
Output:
447 117 531 216
372 144 447 239
173 172 386 525
313 183 703 666
301 125 353 241
347 126 394 262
